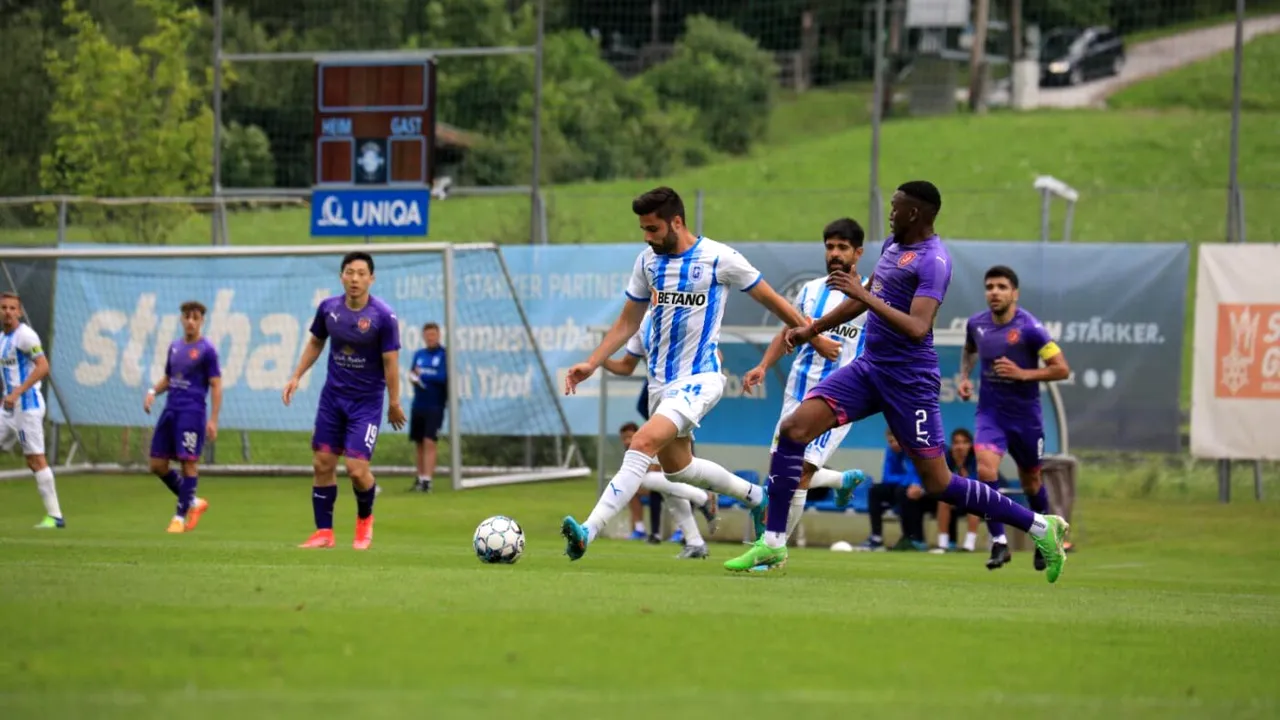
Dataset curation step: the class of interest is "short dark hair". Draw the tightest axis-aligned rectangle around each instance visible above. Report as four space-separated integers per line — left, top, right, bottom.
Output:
950 427 974 444
619 422 640 434
984 265 1020 289
423 322 440 332
897 180 942 210
180 300 207 316
632 187 685 223
822 218 865 247
341 251 375 274
0 291 18 301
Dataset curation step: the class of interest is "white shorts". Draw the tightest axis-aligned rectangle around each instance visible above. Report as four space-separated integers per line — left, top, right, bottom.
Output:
770 394 850 468
0 408 46 456
648 372 725 439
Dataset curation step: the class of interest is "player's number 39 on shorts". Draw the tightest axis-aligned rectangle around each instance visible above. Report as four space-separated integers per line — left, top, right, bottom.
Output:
183 432 198 454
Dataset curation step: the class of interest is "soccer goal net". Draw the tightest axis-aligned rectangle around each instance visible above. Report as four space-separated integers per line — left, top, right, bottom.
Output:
0 242 589 489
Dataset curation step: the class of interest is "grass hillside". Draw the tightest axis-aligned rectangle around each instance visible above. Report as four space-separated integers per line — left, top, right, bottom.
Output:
5 108 1272 248
1110 30 1280 112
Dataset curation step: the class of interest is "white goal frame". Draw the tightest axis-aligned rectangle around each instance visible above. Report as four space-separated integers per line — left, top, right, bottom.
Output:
0 242 590 490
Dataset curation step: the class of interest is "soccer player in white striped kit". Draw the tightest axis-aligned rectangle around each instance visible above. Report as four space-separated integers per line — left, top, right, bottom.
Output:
0 292 65 528
560 186 820 561
742 219 871 545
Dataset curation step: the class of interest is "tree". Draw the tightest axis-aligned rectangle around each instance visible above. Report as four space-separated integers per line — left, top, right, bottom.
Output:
644 15 777 155
40 0 215 244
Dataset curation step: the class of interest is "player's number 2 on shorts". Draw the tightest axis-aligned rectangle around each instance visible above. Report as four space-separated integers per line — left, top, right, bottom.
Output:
182 432 198 453
914 409 930 446
364 424 378 451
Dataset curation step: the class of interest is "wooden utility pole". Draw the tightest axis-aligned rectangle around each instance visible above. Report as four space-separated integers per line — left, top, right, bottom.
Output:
968 0 991 112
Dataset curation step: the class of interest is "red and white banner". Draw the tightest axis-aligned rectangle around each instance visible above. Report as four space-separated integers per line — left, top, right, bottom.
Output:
1191 244 1280 459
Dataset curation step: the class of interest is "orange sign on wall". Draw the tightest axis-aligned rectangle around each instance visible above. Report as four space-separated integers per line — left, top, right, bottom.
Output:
1215 303 1280 398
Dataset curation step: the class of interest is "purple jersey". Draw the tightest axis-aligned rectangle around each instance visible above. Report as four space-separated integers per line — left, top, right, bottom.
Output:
162 338 220 414
966 307 1056 419
861 235 952 366
309 295 401 398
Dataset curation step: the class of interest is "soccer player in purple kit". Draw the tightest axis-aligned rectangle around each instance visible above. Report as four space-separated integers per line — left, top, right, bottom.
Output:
283 251 405 550
144 301 222 533
724 181 1071 583
957 265 1071 572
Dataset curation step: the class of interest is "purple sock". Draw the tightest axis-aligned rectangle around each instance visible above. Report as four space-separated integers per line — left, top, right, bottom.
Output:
1027 485 1052 514
940 475 1039 533
982 481 1005 537
312 486 338 529
176 475 198 517
354 484 377 519
764 436 806 535
159 470 180 496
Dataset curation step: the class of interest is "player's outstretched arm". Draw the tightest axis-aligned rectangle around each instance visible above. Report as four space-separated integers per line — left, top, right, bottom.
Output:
207 377 223 440
282 335 325 405
383 350 406 430
144 377 169 413
602 354 641 376
565 301 646 395
587 301 647 370
747 281 806 329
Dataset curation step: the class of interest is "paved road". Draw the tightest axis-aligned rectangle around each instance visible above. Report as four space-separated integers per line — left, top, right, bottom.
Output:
1037 15 1280 108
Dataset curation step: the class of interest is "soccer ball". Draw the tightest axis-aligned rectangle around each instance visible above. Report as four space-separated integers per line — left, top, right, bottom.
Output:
473 515 525 564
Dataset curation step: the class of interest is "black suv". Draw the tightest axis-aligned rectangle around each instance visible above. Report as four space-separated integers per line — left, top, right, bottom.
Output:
1040 26 1126 87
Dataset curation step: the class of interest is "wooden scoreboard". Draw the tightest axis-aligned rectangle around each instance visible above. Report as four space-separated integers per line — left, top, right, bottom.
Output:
313 60 437 186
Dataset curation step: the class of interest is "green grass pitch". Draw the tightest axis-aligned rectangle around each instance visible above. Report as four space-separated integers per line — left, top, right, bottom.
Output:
1 474 1278 719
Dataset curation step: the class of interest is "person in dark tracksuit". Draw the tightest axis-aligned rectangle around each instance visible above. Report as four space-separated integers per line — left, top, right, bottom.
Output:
408 322 447 492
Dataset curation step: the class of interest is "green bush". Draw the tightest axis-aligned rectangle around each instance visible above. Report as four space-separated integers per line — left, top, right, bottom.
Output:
643 15 777 156
220 121 276 189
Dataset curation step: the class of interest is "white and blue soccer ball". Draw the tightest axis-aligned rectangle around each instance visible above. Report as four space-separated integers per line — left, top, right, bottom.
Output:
473 515 525 564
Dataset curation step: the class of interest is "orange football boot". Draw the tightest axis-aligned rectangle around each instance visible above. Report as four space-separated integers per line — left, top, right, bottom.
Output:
299 529 335 548
185 498 209 530
353 516 374 550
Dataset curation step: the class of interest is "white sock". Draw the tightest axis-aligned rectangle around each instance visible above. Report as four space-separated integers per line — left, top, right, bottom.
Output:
668 497 704 546
584 450 650 541
633 521 645 533
667 458 762 507
418 475 429 483
640 471 709 506
1028 514 1049 538
763 530 787 548
35 468 62 519
992 533 1008 545
786 488 808 540
937 532 950 549
963 532 978 551
809 468 844 489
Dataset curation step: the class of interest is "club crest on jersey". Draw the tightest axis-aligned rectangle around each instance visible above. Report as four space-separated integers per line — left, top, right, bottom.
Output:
653 290 708 308
357 317 372 333
691 264 705 282
1006 328 1021 344
187 348 200 360
897 251 917 267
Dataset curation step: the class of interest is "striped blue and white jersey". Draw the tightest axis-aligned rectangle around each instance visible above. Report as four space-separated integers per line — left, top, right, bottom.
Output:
784 276 867 402
0 323 46 412
624 237 762 385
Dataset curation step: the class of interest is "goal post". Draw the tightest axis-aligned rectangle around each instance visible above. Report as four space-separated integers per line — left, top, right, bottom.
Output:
0 242 590 489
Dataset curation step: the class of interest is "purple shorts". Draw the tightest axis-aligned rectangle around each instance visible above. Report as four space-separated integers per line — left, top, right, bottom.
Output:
805 356 945 459
975 410 1044 470
312 391 384 461
150 409 205 462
